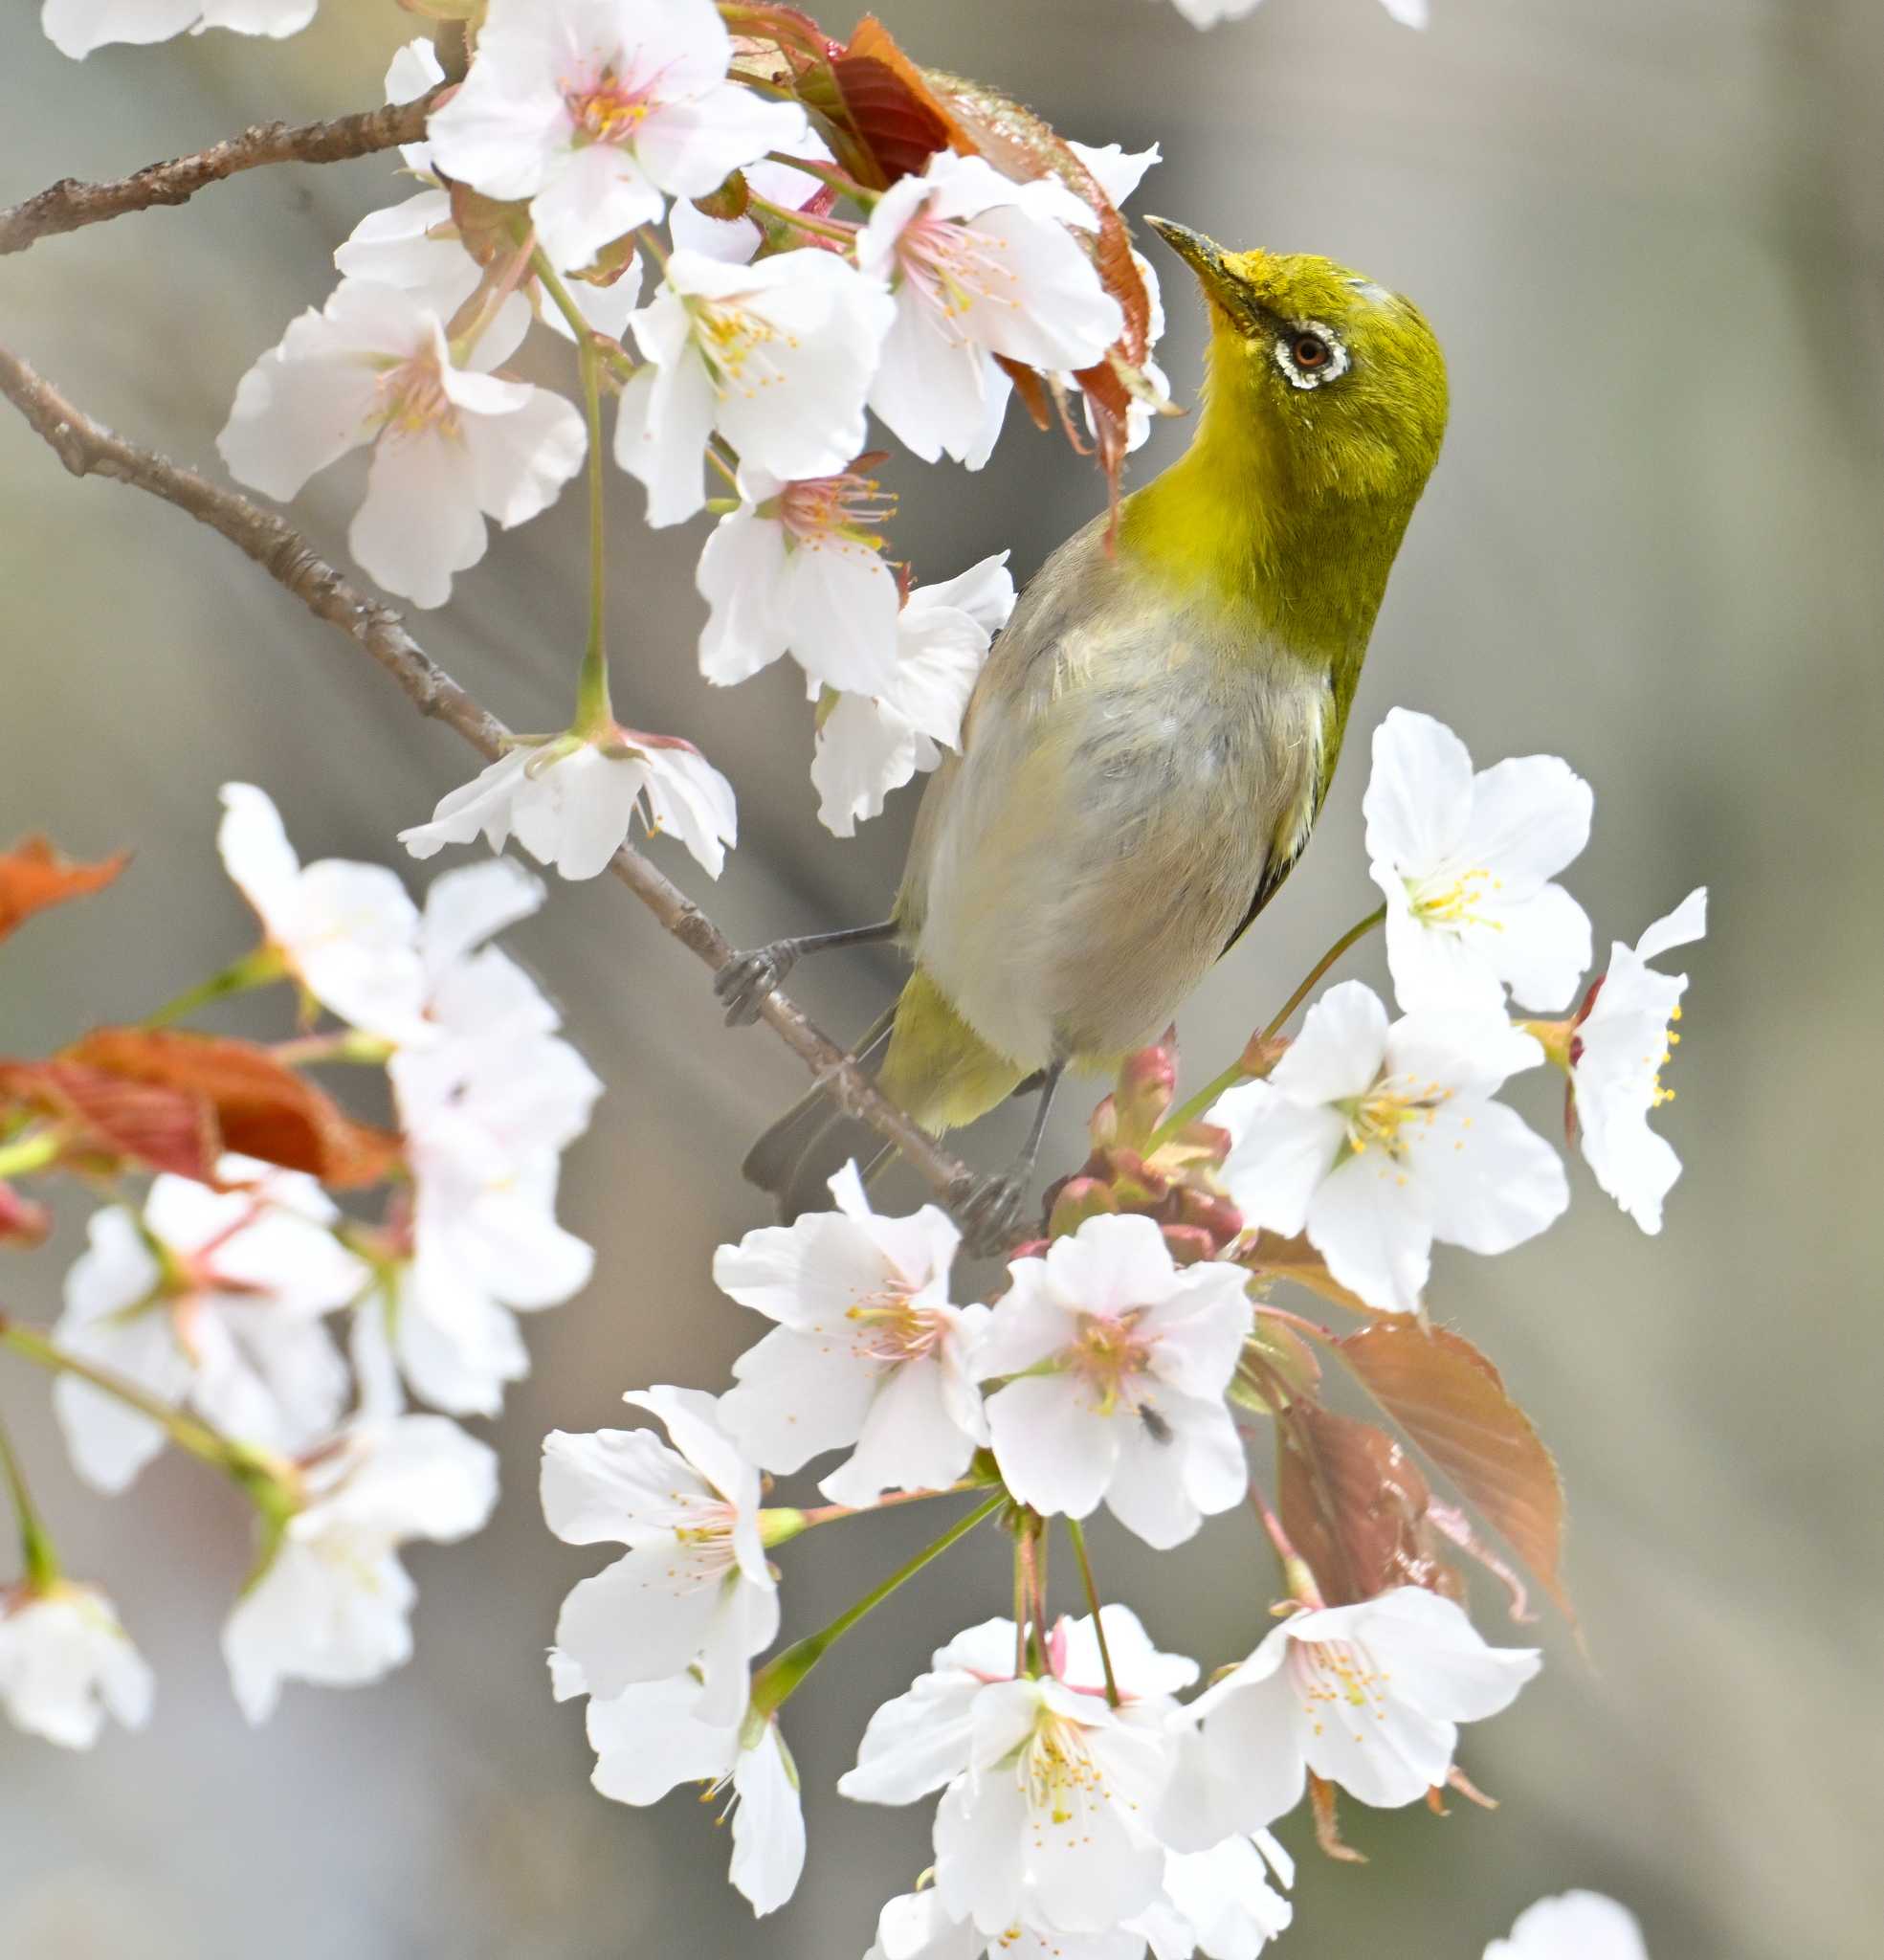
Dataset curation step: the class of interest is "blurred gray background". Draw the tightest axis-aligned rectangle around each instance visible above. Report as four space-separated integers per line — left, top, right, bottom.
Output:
4 0 1882 1954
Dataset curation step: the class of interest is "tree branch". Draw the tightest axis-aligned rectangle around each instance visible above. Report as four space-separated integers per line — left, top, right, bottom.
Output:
0 342 977 1210
0 93 442 257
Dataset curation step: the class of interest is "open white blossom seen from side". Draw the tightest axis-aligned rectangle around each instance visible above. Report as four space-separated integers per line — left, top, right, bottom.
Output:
841 1607 1193 1938
574 1670 806 1918
856 149 1124 468
1561 888 1705 1234
614 247 895 526
543 1387 775 1726
696 463 902 697
715 1162 988 1507
41 0 316 60
1215 980 1568 1315
217 278 583 609
1160 1585 1540 1846
0 1580 153 1749
813 553 1016 838
222 1414 498 1723
972 1213 1250 1548
399 726 738 881
1364 708 1593 1015
1487 1891 1650 1960
426 0 807 277
53 1162 365 1494
216 783 428 1043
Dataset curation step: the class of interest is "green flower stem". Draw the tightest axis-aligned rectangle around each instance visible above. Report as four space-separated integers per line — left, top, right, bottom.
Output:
749 1490 1006 1720
270 1031 395 1067
1146 903 1385 1149
763 150 878 209
746 192 855 243
0 1317 296 1521
0 1409 57 1590
534 254 614 737
760 1478 994 1548
141 944 289 1030
1064 1518 1119 1706
0 1127 63 1181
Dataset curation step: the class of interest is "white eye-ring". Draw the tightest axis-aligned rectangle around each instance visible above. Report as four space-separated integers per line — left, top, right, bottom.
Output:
1274 321 1350 390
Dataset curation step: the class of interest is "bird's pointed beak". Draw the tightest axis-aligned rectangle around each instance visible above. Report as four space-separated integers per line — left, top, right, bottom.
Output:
1145 215 1238 302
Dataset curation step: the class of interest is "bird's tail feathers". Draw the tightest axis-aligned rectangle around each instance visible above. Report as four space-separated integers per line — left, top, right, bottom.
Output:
742 1004 897 1220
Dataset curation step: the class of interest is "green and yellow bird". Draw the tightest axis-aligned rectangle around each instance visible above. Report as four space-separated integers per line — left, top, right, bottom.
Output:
720 219 1450 1246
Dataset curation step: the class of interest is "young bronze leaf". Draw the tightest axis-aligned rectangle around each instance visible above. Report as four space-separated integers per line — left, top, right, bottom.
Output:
0 1178 52 1247
0 1058 218 1182
830 34 956 187
1336 1321 1571 1618
0 835 129 945
1276 1401 1460 1607
63 1029 399 1190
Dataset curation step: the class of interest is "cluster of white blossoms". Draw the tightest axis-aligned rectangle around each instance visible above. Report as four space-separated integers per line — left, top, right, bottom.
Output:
1216 707 1705 1307
0 785 596 1746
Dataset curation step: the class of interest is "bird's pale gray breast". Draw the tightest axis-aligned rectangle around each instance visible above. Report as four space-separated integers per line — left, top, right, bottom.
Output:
899 517 1328 1069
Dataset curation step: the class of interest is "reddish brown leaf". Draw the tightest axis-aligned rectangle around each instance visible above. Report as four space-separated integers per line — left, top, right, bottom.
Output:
0 1059 217 1182
829 49 955 186
63 1029 399 1189
0 1179 51 1247
0 836 128 945
1336 1321 1571 1618
1276 1401 1460 1607
996 355 1053 432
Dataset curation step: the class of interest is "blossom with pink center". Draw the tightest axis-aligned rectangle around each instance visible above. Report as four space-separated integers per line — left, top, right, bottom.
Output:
542 1387 776 1727
857 149 1123 468
425 0 807 276
714 1163 988 1507
697 463 902 695
613 246 895 525
52 1159 366 1494
1160 1586 1540 1846
841 1607 1193 1938
972 1214 1251 1549
218 279 584 609
399 724 738 881
811 551 1016 837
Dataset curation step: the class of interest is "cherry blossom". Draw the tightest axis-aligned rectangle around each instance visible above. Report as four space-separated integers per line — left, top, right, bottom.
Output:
571 1671 806 1917
714 1163 988 1507
1161 1586 1539 1844
1214 981 1568 1316
1487 1892 1650 1960
53 1163 365 1493
361 884 600 1416
857 149 1123 468
426 0 807 277
0 1581 153 1749
542 1388 776 1726
1364 709 1594 1014
1567 889 1706 1234
972 1214 1250 1548
41 0 316 60
812 553 1016 838
841 1607 1192 1936
216 782 428 1042
384 35 444 173
217 278 584 609
222 1414 499 1723
1160 0 1426 25
398 726 738 881
613 247 895 526
696 463 902 695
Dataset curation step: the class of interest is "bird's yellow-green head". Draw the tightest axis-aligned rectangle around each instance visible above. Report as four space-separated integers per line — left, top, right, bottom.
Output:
1123 218 1449 671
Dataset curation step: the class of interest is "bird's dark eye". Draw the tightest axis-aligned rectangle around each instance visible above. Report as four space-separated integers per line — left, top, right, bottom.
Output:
1293 333 1331 369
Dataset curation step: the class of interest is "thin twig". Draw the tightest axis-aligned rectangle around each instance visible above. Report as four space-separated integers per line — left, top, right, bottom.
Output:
0 92 442 256
0 344 976 1209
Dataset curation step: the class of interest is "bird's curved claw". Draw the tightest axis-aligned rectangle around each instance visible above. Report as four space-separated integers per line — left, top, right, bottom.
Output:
954 1169 1031 1260
713 941 798 1028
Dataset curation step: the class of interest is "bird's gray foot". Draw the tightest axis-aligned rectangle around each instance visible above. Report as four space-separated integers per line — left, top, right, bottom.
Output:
713 941 800 1027
955 1169 1031 1259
